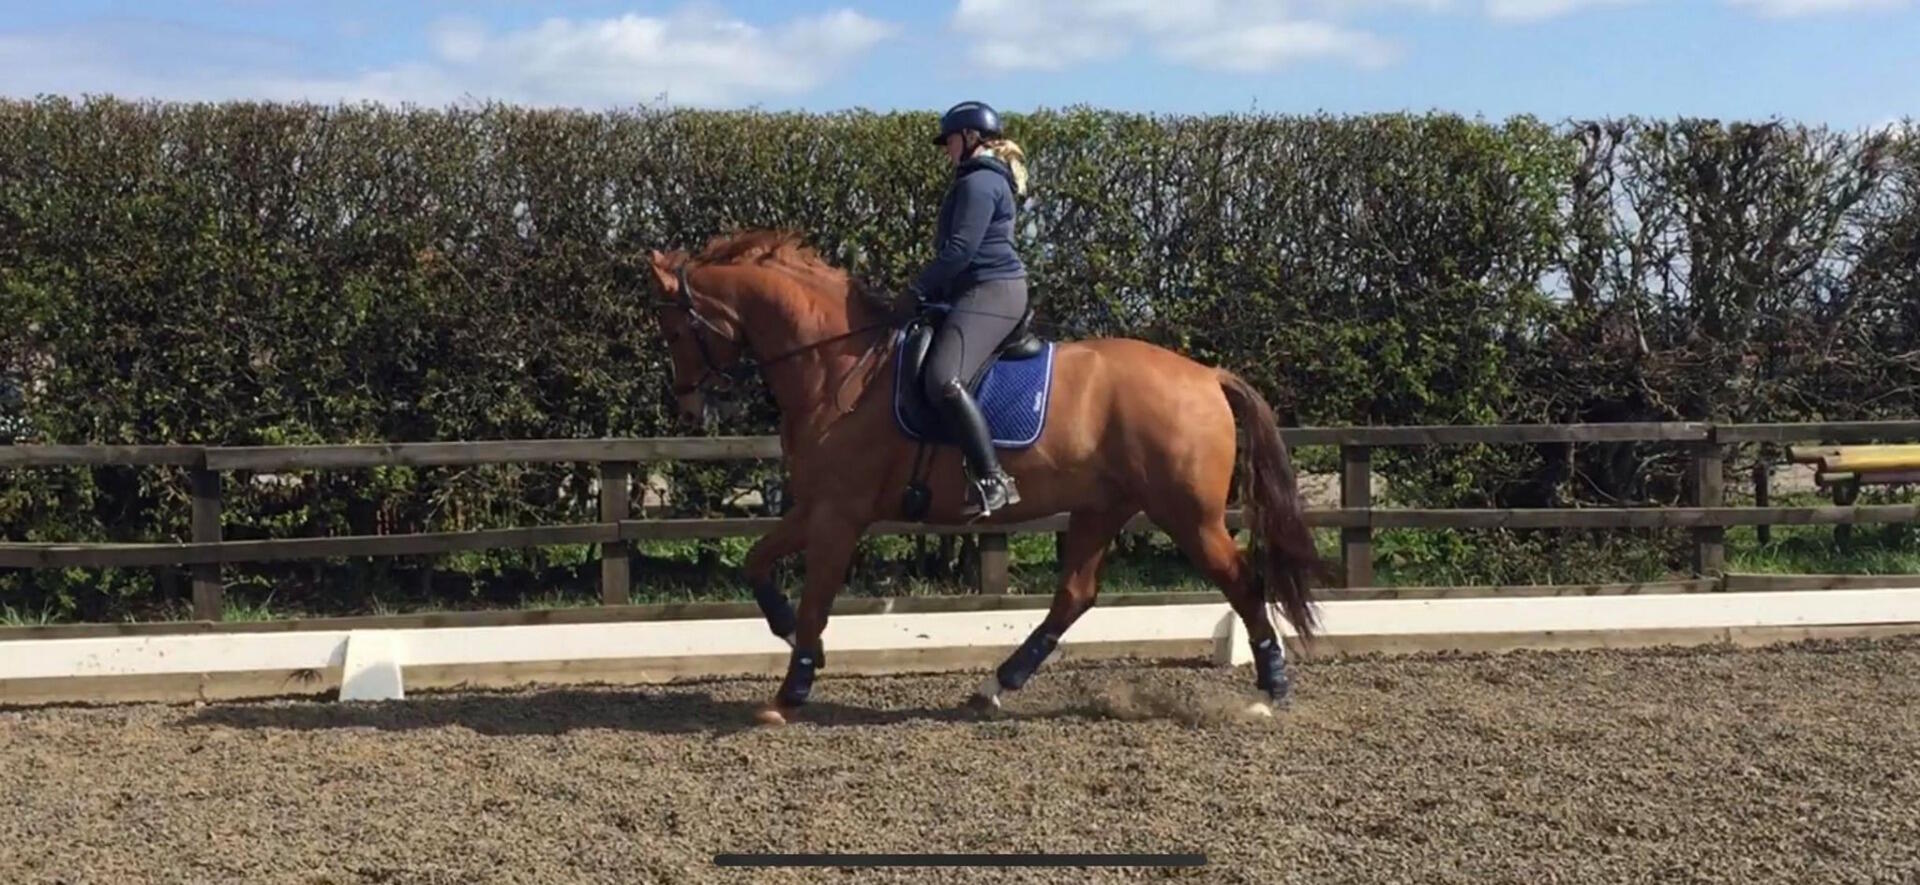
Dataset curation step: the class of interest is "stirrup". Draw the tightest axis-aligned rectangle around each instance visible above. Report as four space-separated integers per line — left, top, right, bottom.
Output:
964 472 1020 518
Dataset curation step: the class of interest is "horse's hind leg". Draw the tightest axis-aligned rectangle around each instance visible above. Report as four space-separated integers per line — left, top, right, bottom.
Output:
970 506 1138 710
1160 511 1291 711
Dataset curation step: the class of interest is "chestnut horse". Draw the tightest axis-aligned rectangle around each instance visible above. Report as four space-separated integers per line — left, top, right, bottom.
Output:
641 230 1329 724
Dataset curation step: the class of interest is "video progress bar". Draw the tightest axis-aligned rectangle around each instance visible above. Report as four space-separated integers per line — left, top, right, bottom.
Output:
713 852 1207 868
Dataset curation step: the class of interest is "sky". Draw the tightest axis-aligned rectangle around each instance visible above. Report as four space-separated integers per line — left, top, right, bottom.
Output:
0 0 1913 129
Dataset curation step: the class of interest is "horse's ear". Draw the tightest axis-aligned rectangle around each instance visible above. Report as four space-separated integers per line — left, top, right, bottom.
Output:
645 249 677 298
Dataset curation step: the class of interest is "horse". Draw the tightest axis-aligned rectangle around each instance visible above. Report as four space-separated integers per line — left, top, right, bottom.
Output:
640 229 1331 725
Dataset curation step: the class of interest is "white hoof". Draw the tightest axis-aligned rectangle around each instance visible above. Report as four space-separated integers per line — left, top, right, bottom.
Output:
972 674 1003 709
1243 701 1274 720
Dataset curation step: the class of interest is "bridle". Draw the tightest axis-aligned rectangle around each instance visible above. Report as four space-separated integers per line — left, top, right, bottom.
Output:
660 262 900 407
665 264 754 398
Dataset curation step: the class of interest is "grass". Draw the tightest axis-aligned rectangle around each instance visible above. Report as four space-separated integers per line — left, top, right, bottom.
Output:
0 601 64 627
1722 523 1920 575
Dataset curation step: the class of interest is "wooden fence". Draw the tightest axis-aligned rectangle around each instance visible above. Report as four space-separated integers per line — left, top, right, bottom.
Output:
6 421 1920 622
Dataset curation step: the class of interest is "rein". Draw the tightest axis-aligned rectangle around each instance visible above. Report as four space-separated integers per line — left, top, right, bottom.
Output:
667 263 899 410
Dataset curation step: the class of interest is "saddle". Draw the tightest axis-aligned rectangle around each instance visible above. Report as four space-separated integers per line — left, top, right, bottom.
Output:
891 304 1056 520
898 304 1047 396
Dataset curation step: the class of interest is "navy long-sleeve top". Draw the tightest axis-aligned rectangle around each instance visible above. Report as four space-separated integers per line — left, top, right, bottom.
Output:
912 154 1027 301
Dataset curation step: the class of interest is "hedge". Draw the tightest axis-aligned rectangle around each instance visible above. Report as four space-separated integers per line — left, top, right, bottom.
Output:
1 97 1915 619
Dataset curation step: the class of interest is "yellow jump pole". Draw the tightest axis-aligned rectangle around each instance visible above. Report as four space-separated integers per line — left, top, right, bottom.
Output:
1823 447 1920 473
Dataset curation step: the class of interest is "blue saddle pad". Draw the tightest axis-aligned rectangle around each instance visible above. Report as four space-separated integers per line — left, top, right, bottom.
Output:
891 333 1056 450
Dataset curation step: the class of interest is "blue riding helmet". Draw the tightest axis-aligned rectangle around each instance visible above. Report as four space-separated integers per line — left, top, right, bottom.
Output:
931 100 1003 145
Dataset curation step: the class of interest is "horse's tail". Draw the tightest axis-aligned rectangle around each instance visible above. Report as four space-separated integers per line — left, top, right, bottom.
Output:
1218 370 1331 640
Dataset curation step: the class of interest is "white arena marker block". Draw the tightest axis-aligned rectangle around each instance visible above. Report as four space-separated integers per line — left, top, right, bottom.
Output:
1213 611 1251 666
339 630 405 702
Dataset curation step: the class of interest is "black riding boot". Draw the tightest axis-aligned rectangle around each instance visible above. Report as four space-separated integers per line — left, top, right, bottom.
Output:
936 379 1020 516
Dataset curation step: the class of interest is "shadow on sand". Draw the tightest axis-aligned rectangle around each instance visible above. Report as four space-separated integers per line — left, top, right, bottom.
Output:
175 659 1236 738
174 685 1013 737
170 680 1230 739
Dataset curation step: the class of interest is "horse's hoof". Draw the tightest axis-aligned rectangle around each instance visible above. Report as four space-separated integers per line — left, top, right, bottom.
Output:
754 704 792 727
965 673 1005 714
1242 700 1275 720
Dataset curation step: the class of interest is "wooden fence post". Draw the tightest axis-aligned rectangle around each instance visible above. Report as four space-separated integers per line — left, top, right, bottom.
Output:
599 461 633 606
975 532 1010 595
190 468 223 621
1832 479 1859 550
1692 441 1726 576
1752 459 1770 545
1341 445 1374 589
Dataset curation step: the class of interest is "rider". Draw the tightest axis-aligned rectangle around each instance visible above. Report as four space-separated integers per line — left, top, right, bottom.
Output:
908 100 1032 518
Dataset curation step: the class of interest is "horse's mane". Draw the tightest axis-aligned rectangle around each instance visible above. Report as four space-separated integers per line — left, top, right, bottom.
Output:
687 229 904 318
691 229 838 275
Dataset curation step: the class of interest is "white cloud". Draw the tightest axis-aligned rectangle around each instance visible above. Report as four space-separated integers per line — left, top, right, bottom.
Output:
950 0 1423 72
0 6 898 108
1163 21 1401 70
1483 0 1643 21
429 19 490 64
1723 0 1910 15
1867 116 1915 135
376 8 898 106
1486 0 1911 20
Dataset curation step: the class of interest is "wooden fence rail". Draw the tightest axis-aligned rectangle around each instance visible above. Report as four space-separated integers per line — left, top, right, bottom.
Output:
8 421 1920 621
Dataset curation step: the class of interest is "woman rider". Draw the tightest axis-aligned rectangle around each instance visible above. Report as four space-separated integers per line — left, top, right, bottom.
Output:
908 100 1032 518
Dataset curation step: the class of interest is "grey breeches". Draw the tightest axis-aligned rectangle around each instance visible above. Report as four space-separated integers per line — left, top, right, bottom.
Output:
922 277 1030 403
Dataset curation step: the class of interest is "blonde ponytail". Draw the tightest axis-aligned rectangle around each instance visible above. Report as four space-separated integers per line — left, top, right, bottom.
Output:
981 138 1030 197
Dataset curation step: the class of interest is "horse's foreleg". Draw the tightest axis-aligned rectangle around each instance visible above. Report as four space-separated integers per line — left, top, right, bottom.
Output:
761 508 862 723
972 506 1138 710
742 505 809 645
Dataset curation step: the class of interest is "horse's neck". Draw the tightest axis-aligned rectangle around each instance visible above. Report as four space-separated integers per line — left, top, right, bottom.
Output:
732 272 890 448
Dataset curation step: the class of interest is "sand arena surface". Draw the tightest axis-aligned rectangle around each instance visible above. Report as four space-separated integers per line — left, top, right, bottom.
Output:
4 637 1919 884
